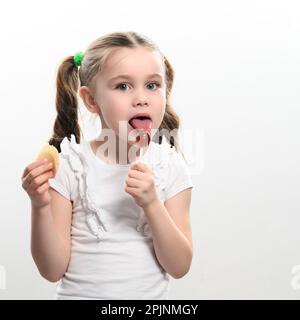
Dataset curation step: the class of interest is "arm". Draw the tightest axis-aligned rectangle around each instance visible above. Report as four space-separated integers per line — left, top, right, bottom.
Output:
31 189 72 282
143 188 193 279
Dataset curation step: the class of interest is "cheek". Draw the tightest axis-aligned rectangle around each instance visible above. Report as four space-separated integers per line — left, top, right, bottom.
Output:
103 94 128 120
100 95 130 137
153 92 166 124
155 89 166 106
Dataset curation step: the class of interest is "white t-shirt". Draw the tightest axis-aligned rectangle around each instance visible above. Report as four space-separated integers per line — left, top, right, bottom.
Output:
48 134 193 300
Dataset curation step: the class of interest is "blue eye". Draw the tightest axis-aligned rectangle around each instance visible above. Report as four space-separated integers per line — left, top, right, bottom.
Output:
147 82 161 90
115 83 130 90
115 82 161 91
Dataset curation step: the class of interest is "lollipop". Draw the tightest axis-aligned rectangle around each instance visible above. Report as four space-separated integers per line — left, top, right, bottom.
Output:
135 129 151 160
128 114 152 161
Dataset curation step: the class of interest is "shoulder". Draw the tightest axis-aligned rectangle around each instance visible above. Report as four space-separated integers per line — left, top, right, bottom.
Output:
147 136 190 171
163 146 193 201
59 134 86 169
49 134 87 201
60 134 91 174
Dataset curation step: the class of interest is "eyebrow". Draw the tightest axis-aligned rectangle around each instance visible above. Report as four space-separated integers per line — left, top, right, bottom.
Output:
108 73 163 83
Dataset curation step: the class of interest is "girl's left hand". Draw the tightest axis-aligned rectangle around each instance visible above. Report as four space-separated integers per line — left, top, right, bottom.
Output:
125 161 159 209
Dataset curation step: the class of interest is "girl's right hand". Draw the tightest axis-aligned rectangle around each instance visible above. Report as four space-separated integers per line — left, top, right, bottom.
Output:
21 159 54 209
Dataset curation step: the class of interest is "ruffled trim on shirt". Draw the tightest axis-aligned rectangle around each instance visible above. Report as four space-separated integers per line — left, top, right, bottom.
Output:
59 134 177 240
60 134 108 242
135 140 177 237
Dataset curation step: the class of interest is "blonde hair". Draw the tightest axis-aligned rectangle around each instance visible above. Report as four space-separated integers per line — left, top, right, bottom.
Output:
49 31 184 158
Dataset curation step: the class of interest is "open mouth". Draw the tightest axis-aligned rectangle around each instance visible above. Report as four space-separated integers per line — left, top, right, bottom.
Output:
128 115 152 131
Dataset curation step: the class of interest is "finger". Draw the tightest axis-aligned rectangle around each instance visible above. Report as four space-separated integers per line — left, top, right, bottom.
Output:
28 170 54 191
130 161 149 173
125 185 139 195
129 168 154 179
125 177 140 188
34 181 50 195
128 169 144 179
22 159 49 179
25 162 53 186
28 169 53 190
23 163 52 191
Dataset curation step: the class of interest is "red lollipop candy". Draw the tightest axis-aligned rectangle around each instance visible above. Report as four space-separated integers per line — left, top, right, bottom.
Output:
129 116 152 160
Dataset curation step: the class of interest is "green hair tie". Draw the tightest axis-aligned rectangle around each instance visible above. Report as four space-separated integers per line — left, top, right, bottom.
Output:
73 51 84 67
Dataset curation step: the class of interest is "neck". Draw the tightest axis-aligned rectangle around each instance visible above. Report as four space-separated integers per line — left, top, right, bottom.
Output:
92 132 148 165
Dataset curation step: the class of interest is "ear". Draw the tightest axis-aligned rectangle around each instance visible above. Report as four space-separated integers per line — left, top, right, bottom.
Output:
79 86 99 114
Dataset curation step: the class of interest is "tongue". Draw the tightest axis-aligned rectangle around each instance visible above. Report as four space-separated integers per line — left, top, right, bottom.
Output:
130 119 152 147
130 118 152 133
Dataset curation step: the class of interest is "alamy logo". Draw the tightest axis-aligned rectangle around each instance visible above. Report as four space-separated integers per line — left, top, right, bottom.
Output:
0 264 6 290
291 265 300 290
91 122 205 175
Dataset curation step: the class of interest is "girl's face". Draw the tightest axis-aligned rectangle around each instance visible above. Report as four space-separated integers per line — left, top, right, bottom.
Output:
93 47 167 144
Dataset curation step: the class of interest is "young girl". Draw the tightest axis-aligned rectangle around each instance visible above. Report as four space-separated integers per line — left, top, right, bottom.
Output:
21 31 194 300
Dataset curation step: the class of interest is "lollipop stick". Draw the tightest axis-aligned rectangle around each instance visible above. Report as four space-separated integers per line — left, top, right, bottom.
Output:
135 130 150 163
139 146 144 160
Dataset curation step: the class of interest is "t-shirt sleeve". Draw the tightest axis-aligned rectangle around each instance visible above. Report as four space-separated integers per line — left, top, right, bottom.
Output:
163 150 194 202
48 153 74 201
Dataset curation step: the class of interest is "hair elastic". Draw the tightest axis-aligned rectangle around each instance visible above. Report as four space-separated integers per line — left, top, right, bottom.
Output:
73 51 84 67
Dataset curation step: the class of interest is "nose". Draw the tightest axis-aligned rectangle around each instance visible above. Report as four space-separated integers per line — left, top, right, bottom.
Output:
133 91 149 107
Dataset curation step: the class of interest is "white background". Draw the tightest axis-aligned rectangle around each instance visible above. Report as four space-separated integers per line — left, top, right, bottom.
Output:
0 0 299 299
